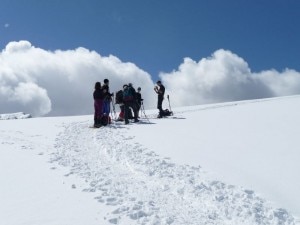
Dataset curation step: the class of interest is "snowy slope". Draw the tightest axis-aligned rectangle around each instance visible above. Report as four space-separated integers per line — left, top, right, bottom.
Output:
0 96 299 225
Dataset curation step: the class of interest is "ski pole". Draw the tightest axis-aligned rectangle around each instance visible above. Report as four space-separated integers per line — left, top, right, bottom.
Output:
141 101 150 123
167 95 172 112
112 93 117 119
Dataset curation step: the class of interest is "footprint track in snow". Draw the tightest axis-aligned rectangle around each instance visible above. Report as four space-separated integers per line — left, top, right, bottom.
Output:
52 121 296 225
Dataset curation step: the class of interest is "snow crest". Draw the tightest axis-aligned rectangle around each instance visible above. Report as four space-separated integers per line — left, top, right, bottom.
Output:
0 112 31 120
52 121 296 225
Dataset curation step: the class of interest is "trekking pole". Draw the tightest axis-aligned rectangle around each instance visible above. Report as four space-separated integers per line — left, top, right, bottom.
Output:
112 94 117 118
167 95 173 116
109 101 113 123
167 95 172 111
141 101 150 123
109 93 115 120
139 103 143 119
139 104 141 118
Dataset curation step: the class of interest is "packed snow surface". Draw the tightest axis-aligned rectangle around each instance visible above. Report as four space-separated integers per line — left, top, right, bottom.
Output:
1 96 300 225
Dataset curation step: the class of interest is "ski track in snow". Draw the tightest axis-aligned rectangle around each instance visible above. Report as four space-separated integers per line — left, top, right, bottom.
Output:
51 120 296 225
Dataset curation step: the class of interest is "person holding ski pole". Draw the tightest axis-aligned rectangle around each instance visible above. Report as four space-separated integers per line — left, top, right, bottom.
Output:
154 80 165 118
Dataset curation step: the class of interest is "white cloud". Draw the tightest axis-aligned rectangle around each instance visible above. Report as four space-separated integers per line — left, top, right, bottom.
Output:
4 40 32 53
1 42 300 117
0 41 155 116
10 82 51 116
160 49 300 107
4 23 9 28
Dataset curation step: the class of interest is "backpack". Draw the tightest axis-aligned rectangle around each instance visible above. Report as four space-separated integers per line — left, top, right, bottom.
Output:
161 109 173 117
101 115 111 126
115 90 123 104
123 86 134 102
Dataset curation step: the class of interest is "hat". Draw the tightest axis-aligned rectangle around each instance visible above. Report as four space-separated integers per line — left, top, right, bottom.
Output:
128 83 132 87
137 87 141 91
156 80 161 84
123 84 128 88
104 79 109 84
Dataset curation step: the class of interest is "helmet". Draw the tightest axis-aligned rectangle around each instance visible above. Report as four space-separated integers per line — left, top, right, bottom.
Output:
104 79 109 84
137 87 141 91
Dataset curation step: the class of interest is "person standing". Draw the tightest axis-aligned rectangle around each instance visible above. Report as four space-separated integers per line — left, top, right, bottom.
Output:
93 82 104 127
123 84 139 124
115 89 125 121
136 87 143 117
154 80 165 118
102 78 113 116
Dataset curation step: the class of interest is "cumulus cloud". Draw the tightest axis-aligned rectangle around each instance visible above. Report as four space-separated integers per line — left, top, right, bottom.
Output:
0 41 155 116
9 82 51 116
1 41 300 117
160 49 300 107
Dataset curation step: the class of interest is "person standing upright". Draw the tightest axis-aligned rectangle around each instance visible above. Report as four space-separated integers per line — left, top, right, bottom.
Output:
123 83 139 124
102 78 113 116
136 87 143 117
154 80 165 118
93 82 104 127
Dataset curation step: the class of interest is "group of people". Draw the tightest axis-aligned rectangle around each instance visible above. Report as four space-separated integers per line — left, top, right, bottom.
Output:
116 83 142 124
93 79 114 127
93 79 165 127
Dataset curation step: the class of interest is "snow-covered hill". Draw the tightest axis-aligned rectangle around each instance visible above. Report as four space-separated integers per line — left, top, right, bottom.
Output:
0 96 299 225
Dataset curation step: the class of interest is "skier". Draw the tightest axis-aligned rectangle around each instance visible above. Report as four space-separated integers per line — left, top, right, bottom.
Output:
154 80 165 118
93 82 104 127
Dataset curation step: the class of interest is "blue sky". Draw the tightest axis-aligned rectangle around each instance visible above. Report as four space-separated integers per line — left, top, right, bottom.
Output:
1 0 300 79
2 0 300 116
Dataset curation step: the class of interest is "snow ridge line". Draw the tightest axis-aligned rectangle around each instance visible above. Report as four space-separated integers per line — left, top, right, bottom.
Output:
52 121 296 225
148 95 300 118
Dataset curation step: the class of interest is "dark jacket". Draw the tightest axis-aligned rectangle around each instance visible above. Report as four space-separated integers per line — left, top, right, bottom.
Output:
157 84 165 98
115 90 123 104
102 84 113 101
136 92 143 105
93 89 104 100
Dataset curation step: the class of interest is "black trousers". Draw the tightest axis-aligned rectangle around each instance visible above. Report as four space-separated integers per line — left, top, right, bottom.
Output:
157 96 164 115
124 101 138 122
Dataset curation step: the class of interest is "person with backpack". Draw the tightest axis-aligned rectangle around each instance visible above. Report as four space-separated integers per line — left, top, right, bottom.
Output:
115 89 125 121
93 81 104 128
128 83 137 120
154 80 165 118
123 83 139 124
135 87 143 117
